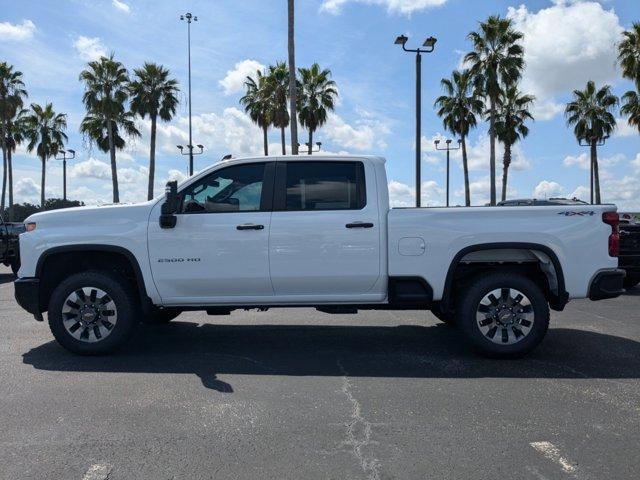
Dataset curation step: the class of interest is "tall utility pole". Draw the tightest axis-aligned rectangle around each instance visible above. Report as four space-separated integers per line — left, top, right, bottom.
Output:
395 34 437 207
54 149 75 201
434 139 460 207
288 0 299 155
180 12 198 175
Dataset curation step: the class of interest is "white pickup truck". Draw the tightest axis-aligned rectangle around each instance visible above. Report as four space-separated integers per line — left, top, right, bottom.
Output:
14 155 625 357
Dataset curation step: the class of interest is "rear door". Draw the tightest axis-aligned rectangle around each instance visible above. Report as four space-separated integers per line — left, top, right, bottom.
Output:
268 160 382 299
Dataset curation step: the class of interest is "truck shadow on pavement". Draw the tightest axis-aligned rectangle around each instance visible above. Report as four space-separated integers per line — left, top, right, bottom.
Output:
0 273 15 285
22 322 640 393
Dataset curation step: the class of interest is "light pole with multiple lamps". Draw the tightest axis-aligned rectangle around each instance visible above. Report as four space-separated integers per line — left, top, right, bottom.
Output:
434 138 460 207
298 142 322 154
395 34 437 207
179 12 203 176
54 149 75 201
177 144 204 175
579 135 609 204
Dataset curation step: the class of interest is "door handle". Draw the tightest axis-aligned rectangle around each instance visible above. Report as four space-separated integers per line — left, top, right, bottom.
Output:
236 224 264 230
346 222 374 229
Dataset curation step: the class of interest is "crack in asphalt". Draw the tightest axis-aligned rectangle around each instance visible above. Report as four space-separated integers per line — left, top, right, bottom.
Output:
337 359 381 480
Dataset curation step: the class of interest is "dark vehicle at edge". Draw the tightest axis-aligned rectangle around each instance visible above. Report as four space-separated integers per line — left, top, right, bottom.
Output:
0 215 25 275
619 220 640 288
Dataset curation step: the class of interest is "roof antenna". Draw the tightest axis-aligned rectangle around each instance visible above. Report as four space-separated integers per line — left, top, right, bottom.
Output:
221 154 232 161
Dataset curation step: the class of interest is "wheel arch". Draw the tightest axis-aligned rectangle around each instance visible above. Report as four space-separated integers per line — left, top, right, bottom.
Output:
36 244 153 313
440 242 568 313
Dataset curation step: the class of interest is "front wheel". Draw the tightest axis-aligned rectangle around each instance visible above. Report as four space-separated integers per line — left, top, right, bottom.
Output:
10 258 20 276
48 271 138 355
456 272 550 358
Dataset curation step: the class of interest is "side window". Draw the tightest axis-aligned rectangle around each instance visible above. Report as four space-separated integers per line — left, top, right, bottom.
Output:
283 161 366 211
180 163 265 213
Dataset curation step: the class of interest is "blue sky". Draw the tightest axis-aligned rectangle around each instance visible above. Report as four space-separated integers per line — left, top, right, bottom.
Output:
0 0 638 208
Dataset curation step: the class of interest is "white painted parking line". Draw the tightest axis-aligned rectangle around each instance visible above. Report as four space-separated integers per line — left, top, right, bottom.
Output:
82 464 112 480
530 441 576 474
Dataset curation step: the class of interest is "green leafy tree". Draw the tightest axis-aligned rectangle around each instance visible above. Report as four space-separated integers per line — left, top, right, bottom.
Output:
80 54 139 203
0 62 27 218
240 70 271 156
23 103 68 208
464 15 524 205
565 81 618 204
434 69 483 206
494 85 535 202
266 62 290 155
129 63 179 200
298 63 338 155
618 23 640 134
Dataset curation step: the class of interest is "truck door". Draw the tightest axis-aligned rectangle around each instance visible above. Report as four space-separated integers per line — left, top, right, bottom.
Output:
148 162 275 304
268 160 382 299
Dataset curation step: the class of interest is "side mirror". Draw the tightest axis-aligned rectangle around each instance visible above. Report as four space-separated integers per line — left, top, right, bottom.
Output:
160 181 178 229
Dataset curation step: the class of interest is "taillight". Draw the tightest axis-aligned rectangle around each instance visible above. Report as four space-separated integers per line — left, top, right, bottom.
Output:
602 212 619 257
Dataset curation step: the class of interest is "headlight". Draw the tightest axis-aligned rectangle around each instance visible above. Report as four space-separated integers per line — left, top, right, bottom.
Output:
25 222 37 232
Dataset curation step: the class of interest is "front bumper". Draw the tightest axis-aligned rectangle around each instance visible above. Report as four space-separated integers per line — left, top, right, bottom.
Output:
588 269 626 301
14 277 44 321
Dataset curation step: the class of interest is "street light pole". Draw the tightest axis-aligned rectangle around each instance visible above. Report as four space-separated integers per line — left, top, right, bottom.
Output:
54 149 75 201
395 34 437 207
180 12 199 176
579 135 608 204
434 139 461 207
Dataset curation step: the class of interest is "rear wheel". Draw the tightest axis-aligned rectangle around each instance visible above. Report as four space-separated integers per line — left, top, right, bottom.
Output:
48 271 138 355
456 272 549 358
10 258 19 276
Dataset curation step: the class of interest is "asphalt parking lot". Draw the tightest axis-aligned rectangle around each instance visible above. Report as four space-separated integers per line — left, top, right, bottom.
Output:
1 264 639 480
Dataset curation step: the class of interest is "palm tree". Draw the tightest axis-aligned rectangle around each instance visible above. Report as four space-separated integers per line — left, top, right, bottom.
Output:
79 54 139 203
464 16 524 205
266 62 290 155
434 69 483 206
240 71 271 156
494 85 535 202
565 81 618 204
23 103 68 208
287 0 299 154
298 63 338 155
5 108 27 220
129 63 179 200
0 62 27 216
618 23 640 134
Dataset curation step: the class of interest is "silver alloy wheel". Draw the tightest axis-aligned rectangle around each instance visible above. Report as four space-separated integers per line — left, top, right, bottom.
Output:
61 287 118 343
476 288 534 345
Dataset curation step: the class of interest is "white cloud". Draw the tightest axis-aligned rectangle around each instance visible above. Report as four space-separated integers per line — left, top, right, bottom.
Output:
564 152 626 170
15 177 40 204
112 0 131 13
321 0 447 16
0 20 36 41
633 153 640 171
70 158 112 181
388 180 444 207
533 180 563 199
507 1 624 120
465 133 531 172
615 118 638 138
73 36 107 62
322 112 390 151
219 59 266 96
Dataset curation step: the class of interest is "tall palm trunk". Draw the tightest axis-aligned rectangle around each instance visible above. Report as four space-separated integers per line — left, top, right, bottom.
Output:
460 134 470 207
489 96 497 206
107 119 119 203
287 0 298 155
281 127 286 155
148 115 157 201
262 126 269 156
501 143 511 202
308 130 313 155
40 153 46 209
8 148 13 221
1 144 6 215
591 141 601 204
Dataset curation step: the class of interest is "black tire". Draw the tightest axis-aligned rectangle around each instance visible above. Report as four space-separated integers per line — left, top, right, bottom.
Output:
48 271 138 355
10 258 19 276
456 272 550 358
431 306 456 326
623 274 640 289
141 308 181 325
